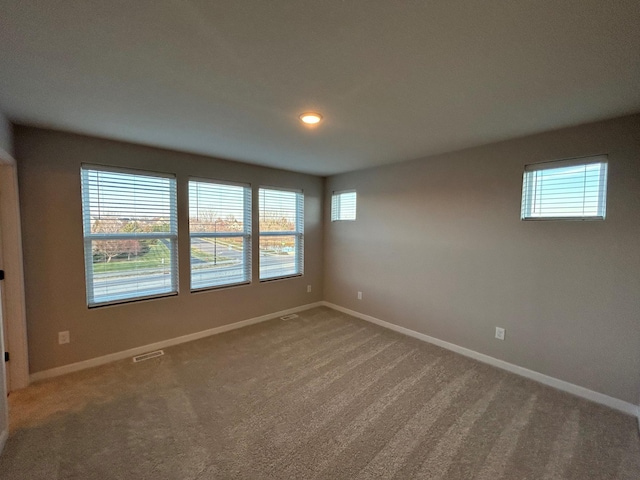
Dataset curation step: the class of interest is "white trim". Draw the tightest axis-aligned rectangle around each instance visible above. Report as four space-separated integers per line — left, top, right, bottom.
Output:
30 302 323 382
0 147 13 166
0 164 29 391
321 302 640 417
0 428 7 456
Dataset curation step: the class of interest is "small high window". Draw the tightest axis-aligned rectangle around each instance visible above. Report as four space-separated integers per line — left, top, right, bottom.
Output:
331 190 357 221
521 156 608 220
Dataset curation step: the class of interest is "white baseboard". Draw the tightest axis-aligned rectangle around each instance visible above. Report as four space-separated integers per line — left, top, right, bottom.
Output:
321 302 640 418
0 428 7 456
30 302 323 383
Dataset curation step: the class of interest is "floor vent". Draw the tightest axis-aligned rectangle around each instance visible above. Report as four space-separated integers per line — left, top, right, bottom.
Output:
280 314 299 321
133 350 164 363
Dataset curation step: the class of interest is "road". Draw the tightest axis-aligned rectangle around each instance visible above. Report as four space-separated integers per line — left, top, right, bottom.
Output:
190 237 244 264
92 244 298 302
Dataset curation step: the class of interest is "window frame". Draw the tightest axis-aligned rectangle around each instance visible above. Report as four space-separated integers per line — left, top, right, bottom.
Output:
331 189 357 222
81 164 178 308
520 155 608 221
258 186 304 281
188 177 252 292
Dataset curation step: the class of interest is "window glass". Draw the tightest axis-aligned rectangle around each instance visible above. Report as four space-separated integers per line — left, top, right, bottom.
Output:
259 187 304 280
521 156 608 220
189 180 252 290
81 166 178 306
331 190 357 221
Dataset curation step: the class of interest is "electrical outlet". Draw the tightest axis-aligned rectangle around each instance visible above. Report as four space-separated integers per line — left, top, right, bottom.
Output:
495 327 506 341
307 285 312 293
58 331 70 345
357 291 363 300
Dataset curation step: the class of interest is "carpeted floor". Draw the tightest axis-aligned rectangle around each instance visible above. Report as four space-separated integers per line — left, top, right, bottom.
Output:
1 306 639 479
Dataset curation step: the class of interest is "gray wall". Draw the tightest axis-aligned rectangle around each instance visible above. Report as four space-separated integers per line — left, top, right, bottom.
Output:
16 127 324 373
325 114 640 404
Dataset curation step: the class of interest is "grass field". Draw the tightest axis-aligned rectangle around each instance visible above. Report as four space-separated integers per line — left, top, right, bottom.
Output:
92 242 232 273
92 243 171 273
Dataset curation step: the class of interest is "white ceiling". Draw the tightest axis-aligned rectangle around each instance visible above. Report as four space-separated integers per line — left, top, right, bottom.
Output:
1 1 639 176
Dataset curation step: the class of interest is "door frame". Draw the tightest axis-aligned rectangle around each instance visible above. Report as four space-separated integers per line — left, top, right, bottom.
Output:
0 145 29 391
0 273 7 454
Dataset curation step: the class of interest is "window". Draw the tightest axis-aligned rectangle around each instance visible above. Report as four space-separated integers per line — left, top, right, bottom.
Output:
81 166 178 306
521 156 608 220
259 187 304 280
331 190 357 221
189 180 252 290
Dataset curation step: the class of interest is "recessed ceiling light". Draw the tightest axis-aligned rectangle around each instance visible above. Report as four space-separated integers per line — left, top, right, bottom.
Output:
299 112 323 125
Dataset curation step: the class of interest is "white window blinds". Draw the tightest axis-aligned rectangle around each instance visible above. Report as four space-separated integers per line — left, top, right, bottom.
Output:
189 180 252 290
521 156 608 220
259 187 304 280
81 166 178 306
331 190 357 221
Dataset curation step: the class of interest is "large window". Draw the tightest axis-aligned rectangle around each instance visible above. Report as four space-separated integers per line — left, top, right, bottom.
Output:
331 190 357 221
259 187 304 280
189 180 252 290
81 166 178 306
521 156 608 220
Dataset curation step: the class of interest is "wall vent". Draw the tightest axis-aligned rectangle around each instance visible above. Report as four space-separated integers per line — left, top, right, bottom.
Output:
133 350 164 363
280 314 299 321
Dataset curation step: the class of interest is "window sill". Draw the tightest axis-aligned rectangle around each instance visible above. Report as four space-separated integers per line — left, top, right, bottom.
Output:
88 291 178 309
259 273 303 283
521 216 605 222
191 281 251 294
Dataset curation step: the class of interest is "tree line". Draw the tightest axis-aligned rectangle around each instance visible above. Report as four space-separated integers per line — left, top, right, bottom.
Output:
91 219 169 263
91 210 297 263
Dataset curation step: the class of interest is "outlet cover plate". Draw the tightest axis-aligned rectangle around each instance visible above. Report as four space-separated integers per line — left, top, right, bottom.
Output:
58 331 70 344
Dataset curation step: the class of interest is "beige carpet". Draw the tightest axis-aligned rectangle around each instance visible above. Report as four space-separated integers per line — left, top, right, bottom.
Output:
1 306 639 479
